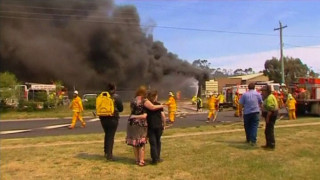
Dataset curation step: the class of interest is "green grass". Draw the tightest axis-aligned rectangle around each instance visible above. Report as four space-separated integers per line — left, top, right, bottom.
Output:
1 118 320 180
0 102 132 120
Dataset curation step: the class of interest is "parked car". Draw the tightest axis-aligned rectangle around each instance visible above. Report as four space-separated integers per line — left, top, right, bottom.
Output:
82 94 97 109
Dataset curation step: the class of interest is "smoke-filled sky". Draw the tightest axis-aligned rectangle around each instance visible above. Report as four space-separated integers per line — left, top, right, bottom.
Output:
0 0 204 92
117 0 320 73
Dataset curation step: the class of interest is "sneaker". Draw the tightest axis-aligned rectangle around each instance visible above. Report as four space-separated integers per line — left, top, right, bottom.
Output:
157 159 163 163
249 142 257 147
81 123 86 128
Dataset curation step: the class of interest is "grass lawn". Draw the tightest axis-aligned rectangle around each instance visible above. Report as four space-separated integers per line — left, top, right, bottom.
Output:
0 102 132 120
1 118 320 180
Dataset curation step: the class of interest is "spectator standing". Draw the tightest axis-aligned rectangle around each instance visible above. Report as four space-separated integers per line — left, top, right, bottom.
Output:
261 85 279 150
97 83 123 161
126 86 163 166
239 83 263 146
146 90 166 165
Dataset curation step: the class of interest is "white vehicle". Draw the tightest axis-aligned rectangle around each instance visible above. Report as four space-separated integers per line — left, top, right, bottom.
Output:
82 94 97 102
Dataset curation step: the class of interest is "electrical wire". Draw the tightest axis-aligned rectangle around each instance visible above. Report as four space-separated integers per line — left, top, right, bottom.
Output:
284 43 320 49
0 4 319 38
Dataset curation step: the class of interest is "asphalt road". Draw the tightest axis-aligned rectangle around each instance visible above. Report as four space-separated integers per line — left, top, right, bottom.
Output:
0 110 243 139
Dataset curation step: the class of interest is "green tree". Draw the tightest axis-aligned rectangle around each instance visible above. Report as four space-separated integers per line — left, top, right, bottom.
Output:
0 72 18 100
263 57 317 84
192 59 211 71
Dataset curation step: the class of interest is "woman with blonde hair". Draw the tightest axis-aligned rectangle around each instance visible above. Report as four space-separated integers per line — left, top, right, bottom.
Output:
126 86 163 166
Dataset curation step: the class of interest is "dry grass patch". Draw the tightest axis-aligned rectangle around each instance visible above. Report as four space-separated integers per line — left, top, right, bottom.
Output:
1 118 320 180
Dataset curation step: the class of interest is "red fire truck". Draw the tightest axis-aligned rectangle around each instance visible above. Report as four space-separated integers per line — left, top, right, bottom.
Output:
291 77 320 116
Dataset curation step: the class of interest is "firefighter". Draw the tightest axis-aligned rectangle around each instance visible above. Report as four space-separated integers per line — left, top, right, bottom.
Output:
48 92 56 108
69 90 86 129
206 92 217 123
234 92 242 117
196 96 203 112
278 90 284 108
164 91 177 124
286 93 297 120
217 92 225 112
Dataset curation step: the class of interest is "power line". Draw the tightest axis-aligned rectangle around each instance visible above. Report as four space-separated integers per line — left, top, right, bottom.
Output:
0 10 139 20
0 5 319 38
284 43 320 49
0 14 279 37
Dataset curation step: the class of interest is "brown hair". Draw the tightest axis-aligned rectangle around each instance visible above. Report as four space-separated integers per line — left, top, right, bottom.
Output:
147 90 158 102
135 86 147 97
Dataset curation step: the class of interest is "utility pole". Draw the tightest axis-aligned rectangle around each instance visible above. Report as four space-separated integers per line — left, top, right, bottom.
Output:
274 21 287 84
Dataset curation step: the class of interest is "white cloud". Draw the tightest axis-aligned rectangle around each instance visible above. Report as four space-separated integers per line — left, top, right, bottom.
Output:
209 45 320 73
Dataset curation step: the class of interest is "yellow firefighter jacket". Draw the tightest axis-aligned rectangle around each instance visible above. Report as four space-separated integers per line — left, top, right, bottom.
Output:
165 96 177 112
207 96 217 110
70 96 83 112
286 97 296 110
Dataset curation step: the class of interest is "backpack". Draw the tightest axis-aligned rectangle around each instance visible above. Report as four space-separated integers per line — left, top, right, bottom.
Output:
96 92 114 116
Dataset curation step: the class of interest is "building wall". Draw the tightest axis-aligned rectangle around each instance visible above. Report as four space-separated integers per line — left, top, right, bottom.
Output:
215 75 269 92
216 77 242 93
246 76 269 84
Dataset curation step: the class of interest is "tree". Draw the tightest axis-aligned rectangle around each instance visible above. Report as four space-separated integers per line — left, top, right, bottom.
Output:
263 56 318 84
0 72 19 101
192 59 212 71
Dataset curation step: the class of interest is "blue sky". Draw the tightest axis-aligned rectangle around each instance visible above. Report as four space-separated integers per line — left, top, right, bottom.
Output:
116 0 320 72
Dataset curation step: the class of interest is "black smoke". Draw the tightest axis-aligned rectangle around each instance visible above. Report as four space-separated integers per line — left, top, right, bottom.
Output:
0 0 206 93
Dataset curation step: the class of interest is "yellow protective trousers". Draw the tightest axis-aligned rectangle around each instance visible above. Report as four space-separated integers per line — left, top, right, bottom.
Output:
169 111 175 122
288 109 296 120
70 111 86 128
207 109 216 120
234 105 242 117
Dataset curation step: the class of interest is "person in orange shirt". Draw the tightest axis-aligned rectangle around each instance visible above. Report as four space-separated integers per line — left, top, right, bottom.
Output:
286 93 297 120
206 92 217 123
69 90 86 129
163 91 177 124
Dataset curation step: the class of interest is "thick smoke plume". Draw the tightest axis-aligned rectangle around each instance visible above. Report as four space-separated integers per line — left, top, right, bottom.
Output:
0 0 206 95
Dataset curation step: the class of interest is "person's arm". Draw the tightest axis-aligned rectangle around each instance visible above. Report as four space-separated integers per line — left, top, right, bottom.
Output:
130 113 147 120
114 95 123 112
161 111 166 129
144 100 163 110
78 98 84 112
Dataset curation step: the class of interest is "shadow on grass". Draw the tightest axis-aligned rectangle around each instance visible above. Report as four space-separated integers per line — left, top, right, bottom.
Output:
76 152 135 165
214 140 258 150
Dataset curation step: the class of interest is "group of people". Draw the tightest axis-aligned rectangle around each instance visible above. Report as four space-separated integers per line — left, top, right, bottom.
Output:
68 84 177 166
239 83 279 149
67 82 293 165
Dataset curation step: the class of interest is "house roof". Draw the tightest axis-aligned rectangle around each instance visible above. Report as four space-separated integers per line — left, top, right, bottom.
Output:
229 73 265 80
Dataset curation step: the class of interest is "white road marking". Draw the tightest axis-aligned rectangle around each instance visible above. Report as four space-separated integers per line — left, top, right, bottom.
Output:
88 118 100 122
41 124 70 129
0 118 98 134
0 129 32 135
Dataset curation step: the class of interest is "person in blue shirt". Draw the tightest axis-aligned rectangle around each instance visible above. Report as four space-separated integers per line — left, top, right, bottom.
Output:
239 83 263 146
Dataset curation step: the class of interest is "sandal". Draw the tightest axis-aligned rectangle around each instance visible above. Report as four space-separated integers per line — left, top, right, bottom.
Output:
138 161 145 167
135 160 139 165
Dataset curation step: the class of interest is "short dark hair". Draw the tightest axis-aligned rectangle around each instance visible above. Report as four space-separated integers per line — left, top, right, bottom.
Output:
248 83 255 90
107 83 116 93
261 85 272 94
